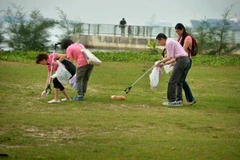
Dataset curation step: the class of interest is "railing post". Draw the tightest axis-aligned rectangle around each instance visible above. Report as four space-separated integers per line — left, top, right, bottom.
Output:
168 27 171 38
97 24 100 35
114 25 117 36
149 26 152 38
137 26 140 37
88 24 90 35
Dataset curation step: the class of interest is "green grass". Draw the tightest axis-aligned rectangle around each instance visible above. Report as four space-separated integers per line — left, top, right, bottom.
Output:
0 60 240 160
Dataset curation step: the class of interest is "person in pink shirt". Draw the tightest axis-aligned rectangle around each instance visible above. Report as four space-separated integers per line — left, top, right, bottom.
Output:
36 53 76 103
155 33 190 106
60 38 94 101
175 23 196 105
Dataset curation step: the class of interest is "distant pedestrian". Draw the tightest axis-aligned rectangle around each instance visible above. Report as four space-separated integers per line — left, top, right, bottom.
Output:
155 33 190 107
36 53 76 103
175 23 196 105
128 25 132 37
119 18 127 36
60 38 94 101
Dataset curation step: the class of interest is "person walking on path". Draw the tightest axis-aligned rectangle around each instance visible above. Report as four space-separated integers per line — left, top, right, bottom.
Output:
60 38 94 101
175 23 196 105
155 33 190 107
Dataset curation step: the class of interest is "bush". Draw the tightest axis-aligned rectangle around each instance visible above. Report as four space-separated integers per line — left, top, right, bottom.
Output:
1 50 240 66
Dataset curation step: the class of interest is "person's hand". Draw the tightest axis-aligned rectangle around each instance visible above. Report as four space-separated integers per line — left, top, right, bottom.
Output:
169 63 174 67
51 61 57 66
41 90 47 98
159 63 165 68
154 60 162 67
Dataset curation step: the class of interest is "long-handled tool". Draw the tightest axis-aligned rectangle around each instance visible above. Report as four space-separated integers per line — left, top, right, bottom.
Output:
124 65 155 94
124 48 166 94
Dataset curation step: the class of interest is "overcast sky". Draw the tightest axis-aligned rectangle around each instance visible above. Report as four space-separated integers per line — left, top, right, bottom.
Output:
0 0 240 26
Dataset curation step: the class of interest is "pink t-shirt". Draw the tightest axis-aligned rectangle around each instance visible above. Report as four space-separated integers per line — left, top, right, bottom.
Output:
47 53 58 72
178 35 192 56
66 43 88 67
166 39 188 58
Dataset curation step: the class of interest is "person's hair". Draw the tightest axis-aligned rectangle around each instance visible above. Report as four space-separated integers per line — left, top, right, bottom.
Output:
36 53 48 64
60 38 74 50
175 23 188 46
156 33 167 40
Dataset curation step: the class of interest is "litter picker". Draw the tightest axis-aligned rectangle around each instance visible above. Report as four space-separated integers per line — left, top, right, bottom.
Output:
124 65 155 94
124 48 166 94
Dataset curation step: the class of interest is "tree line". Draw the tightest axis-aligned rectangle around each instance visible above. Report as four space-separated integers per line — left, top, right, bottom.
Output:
0 4 83 51
0 3 239 56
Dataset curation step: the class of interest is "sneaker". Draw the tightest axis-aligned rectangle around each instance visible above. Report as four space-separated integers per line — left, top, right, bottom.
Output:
162 101 183 107
61 98 72 102
73 96 84 101
48 99 60 104
188 100 196 105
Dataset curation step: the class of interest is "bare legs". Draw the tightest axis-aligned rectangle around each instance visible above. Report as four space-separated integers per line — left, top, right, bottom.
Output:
53 88 71 101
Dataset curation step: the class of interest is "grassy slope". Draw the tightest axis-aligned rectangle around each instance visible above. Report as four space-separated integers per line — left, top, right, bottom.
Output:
0 60 240 160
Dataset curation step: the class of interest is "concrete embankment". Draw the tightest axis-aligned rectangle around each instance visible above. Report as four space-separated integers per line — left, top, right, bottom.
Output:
72 35 163 51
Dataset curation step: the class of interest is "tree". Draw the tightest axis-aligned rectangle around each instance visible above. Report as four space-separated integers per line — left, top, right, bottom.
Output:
4 4 57 51
196 4 236 56
56 7 84 40
0 21 5 46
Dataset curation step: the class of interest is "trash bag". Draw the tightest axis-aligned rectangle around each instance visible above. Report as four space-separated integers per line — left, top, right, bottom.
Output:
163 64 173 74
69 74 77 90
51 60 72 84
81 49 102 66
149 66 162 90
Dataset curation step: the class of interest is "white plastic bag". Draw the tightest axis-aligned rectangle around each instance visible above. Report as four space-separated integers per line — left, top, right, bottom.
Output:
163 64 173 74
69 74 77 90
51 60 72 84
81 49 102 66
149 66 162 90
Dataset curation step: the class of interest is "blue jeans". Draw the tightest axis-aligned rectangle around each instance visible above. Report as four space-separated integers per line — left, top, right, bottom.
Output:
183 58 195 102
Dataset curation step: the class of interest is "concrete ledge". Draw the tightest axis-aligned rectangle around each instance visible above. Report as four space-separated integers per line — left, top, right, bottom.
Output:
72 35 161 51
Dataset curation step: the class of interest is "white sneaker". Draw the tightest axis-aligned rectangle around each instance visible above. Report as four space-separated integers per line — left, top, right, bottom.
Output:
61 98 72 102
162 101 183 107
48 99 60 104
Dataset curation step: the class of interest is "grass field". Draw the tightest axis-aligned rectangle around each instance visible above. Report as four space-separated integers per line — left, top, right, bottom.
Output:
0 60 240 160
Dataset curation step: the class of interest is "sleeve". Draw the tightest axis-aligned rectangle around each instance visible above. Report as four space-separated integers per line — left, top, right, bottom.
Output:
166 41 174 58
66 47 72 59
185 36 192 45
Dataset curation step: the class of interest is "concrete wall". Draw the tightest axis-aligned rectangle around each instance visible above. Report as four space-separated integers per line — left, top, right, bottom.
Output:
72 35 159 51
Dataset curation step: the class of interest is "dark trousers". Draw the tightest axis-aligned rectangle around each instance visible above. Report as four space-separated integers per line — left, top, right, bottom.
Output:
76 64 94 97
167 57 190 102
183 58 195 102
53 60 76 91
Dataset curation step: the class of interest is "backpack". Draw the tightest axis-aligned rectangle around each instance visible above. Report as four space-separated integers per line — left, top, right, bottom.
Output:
178 35 198 57
189 35 198 56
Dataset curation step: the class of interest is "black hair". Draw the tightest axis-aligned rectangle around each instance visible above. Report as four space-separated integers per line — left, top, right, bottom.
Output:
175 23 188 46
60 38 74 50
36 53 48 64
156 33 167 40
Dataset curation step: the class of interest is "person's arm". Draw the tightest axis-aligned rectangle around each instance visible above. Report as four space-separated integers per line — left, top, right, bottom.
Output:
45 71 51 88
155 56 171 67
55 53 67 62
41 69 51 97
183 36 192 52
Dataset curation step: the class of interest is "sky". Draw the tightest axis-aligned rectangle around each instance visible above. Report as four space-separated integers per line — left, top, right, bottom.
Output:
0 0 240 27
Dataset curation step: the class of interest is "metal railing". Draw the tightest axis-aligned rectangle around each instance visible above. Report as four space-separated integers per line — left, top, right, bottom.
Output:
79 23 177 39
